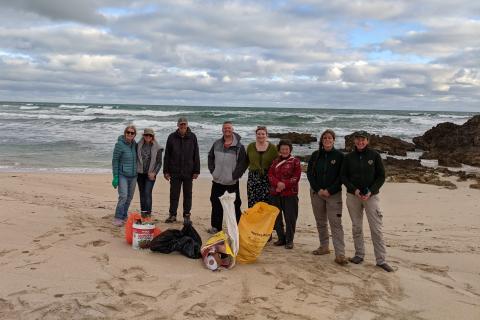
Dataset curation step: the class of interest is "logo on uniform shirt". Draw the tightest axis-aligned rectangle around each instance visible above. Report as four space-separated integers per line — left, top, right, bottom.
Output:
331 159 336 165
368 160 374 165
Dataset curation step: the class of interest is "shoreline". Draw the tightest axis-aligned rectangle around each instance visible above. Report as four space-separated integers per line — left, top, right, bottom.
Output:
1 173 479 319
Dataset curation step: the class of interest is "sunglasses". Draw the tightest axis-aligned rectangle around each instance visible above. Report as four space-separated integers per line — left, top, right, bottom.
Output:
126 131 136 135
144 134 153 137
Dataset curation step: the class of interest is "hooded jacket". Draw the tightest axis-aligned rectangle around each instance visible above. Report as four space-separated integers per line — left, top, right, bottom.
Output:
112 135 137 177
341 146 385 195
307 147 344 195
137 138 163 174
208 132 247 185
163 128 200 177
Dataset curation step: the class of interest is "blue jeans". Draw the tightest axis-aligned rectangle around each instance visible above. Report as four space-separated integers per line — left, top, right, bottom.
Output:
137 173 156 213
115 174 137 220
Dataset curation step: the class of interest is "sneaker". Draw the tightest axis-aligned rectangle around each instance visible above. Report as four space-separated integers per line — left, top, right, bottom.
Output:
376 262 394 272
285 242 294 249
112 218 124 227
334 255 349 265
273 239 286 246
348 256 364 264
207 227 219 234
165 215 176 223
312 246 330 255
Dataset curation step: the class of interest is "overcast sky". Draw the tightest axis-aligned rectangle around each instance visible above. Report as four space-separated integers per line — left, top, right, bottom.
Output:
0 0 479 111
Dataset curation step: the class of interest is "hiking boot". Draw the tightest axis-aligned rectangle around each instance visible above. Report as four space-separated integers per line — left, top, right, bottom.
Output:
334 255 348 265
165 215 176 223
348 256 364 264
285 242 294 249
273 239 286 246
312 246 330 255
112 218 124 227
183 215 191 225
376 262 394 272
207 227 219 234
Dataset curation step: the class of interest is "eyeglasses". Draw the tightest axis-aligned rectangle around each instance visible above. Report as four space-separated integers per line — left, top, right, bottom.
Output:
126 131 136 135
144 134 153 137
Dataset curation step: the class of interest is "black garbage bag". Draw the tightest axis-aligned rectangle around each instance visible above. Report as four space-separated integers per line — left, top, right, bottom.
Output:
150 223 202 259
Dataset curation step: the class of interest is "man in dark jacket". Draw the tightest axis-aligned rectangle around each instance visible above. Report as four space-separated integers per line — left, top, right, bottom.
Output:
341 130 394 272
163 117 200 224
207 121 247 233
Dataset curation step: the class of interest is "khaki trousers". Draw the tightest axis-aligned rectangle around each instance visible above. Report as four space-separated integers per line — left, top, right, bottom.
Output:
310 190 345 257
346 193 386 264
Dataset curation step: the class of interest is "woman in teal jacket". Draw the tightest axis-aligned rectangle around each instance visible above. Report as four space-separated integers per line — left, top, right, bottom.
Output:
112 125 138 226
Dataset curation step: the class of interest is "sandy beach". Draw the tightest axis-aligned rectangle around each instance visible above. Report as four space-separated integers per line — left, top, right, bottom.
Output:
0 172 479 320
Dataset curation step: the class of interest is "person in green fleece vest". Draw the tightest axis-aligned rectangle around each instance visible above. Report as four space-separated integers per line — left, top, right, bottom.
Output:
112 125 138 226
307 129 347 265
341 130 394 272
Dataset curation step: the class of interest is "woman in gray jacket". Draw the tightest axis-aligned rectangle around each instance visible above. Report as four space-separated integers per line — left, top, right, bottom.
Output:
137 128 163 216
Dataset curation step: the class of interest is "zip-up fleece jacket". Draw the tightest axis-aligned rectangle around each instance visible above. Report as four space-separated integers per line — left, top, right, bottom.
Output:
268 155 301 197
137 138 163 174
208 132 247 185
307 147 344 195
112 135 137 177
163 128 200 177
341 146 385 195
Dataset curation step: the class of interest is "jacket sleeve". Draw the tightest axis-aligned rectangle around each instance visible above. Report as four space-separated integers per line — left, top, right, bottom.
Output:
283 158 301 190
307 151 320 192
208 143 215 174
369 152 385 194
154 148 163 174
341 154 357 192
326 152 343 195
268 161 279 188
232 145 248 180
112 142 121 177
193 134 200 174
163 136 171 174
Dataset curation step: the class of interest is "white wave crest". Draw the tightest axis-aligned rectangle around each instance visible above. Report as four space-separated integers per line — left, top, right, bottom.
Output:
59 104 90 109
20 106 40 110
82 108 183 117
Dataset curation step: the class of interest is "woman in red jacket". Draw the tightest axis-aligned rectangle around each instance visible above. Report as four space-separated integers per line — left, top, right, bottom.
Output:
268 139 301 249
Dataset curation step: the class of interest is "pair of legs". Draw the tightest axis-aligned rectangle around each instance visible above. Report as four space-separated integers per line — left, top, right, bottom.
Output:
310 190 346 258
210 181 242 231
137 173 156 214
272 195 298 246
114 174 137 221
168 175 193 219
346 193 387 265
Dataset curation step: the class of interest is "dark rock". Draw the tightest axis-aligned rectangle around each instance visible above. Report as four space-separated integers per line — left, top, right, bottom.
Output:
295 155 311 163
269 132 317 145
413 115 480 167
344 134 415 156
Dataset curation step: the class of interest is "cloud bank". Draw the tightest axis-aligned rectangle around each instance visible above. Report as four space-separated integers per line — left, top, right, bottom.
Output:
0 0 479 111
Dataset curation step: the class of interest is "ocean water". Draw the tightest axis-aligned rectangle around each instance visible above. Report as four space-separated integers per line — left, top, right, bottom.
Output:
1 101 476 173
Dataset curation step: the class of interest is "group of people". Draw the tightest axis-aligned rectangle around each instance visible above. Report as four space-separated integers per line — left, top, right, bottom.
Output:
111 118 393 272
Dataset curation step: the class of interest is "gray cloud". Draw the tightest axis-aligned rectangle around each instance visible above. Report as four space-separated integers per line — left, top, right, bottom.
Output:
0 0 479 111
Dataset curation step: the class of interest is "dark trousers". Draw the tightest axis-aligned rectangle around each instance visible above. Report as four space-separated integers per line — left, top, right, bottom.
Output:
210 181 242 231
137 173 156 213
169 175 193 217
272 195 299 244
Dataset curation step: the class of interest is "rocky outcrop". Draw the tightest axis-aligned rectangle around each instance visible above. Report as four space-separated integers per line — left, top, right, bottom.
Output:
413 115 480 167
344 134 415 156
269 132 317 145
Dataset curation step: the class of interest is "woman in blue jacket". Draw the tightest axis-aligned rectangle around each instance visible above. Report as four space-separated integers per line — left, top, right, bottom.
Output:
112 125 138 226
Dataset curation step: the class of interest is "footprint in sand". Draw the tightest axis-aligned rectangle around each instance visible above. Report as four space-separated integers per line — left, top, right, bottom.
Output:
77 240 109 248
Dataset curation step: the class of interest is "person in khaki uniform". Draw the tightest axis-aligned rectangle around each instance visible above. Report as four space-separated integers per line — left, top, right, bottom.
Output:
341 131 394 272
307 129 347 265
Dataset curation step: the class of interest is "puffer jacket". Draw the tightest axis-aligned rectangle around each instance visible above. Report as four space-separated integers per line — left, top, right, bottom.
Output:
268 155 301 197
112 135 137 177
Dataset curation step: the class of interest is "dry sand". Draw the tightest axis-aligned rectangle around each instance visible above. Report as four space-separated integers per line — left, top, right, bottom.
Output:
0 172 479 320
